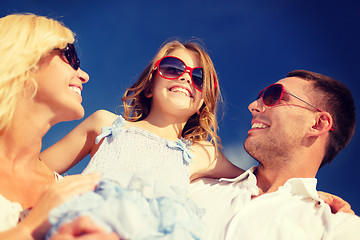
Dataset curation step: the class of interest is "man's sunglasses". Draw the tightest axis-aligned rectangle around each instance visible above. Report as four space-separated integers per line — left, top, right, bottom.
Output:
56 43 80 70
256 83 334 130
153 56 217 92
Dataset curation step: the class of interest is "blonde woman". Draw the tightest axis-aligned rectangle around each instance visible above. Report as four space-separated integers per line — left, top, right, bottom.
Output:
0 13 116 239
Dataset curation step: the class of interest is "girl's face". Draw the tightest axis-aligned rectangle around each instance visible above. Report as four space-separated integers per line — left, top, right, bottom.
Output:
149 48 204 120
31 49 89 123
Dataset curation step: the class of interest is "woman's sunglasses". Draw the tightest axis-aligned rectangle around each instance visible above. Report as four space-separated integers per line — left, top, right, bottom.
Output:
153 56 217 92
56 43 80 70
256 83 334 130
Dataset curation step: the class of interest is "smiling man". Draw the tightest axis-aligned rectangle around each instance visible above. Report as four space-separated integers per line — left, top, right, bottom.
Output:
188 70 360 239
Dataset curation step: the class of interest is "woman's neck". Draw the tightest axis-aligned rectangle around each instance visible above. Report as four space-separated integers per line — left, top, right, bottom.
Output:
0 124 42 167
0 101 53 166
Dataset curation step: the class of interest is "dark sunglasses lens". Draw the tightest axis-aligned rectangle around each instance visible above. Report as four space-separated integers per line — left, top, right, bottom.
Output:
263 84 283 106
256 90 264 100
192 68 203 90
65 44 80 70
158 57 185 79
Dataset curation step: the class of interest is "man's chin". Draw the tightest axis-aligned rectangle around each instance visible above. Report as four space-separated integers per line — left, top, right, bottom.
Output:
244 139 261 161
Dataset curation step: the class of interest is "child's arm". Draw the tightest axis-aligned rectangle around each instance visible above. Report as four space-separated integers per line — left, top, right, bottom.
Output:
318 191 355 215
40 110 117 174
189 141 244 182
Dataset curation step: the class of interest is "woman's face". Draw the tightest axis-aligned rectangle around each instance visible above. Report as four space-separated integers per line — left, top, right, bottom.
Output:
31 48 89 123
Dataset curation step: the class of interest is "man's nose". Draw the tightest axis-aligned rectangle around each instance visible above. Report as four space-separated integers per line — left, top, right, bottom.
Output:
248 98 265 114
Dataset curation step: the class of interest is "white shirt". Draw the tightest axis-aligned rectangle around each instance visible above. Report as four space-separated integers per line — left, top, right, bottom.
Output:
188 167 360 240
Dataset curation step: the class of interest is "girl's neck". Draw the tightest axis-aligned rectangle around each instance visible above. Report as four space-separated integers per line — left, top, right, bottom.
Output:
132 112 188 141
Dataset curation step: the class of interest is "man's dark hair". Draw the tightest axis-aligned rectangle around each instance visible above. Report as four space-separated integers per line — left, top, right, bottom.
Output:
287 70 356 167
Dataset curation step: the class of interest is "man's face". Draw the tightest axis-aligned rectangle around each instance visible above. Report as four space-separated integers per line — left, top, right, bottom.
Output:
244 77 317 167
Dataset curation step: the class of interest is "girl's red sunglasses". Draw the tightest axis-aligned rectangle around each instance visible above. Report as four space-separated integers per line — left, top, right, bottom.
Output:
153 56 217 92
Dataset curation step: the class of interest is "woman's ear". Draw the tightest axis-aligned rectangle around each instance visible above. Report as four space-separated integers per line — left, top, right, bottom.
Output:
23 77 37 98
310 112 333 136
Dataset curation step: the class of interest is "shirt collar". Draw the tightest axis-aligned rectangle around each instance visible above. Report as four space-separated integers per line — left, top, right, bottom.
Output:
218 166 257 183
218 166 322 202
281 178 321 202
218 166 259 195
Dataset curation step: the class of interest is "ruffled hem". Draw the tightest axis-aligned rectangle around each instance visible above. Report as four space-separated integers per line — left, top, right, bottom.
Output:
46 178 205 240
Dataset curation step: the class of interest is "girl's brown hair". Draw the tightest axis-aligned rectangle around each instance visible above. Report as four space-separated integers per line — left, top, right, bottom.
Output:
122 40 223 150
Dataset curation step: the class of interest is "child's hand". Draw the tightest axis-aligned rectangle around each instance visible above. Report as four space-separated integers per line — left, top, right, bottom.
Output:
50 216 119 240
318 191 355 215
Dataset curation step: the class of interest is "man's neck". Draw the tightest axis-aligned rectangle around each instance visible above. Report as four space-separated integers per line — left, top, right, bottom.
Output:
254 163 318 195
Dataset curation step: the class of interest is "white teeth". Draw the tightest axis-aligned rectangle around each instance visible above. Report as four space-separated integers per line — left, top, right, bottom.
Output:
251 123 268 129
70 86 81 96
170 87 190 97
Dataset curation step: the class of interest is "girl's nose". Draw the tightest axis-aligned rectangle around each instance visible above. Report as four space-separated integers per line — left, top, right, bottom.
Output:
179 70 192 84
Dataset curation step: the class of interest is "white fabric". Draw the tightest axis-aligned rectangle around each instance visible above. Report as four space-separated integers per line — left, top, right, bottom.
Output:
82 116 191 193
0 194 23 231
0 172 62 231
188 167 360 240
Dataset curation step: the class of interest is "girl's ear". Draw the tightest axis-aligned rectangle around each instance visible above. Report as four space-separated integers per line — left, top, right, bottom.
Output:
309 112 333 137
144 87 153 98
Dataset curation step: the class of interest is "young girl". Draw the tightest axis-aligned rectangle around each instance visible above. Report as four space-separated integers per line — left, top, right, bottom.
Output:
41 40 244 239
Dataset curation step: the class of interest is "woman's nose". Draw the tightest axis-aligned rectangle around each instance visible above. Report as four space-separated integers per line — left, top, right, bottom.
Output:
77 68 90 83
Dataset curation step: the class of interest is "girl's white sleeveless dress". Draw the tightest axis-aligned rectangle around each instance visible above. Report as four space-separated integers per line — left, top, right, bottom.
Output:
47 115 205 240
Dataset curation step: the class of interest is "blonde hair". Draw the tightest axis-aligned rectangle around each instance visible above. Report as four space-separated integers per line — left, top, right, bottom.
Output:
0 13 75 132
122 40 223 149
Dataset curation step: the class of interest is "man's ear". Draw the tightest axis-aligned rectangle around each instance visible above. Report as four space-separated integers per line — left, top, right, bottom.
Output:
310 112 333 136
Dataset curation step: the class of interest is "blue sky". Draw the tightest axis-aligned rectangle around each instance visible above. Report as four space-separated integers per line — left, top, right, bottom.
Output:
3 0 359 213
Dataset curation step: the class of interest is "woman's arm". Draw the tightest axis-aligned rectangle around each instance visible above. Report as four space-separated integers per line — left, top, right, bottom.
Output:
40 110 117 174
0 174 101 240
189 141 244 182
